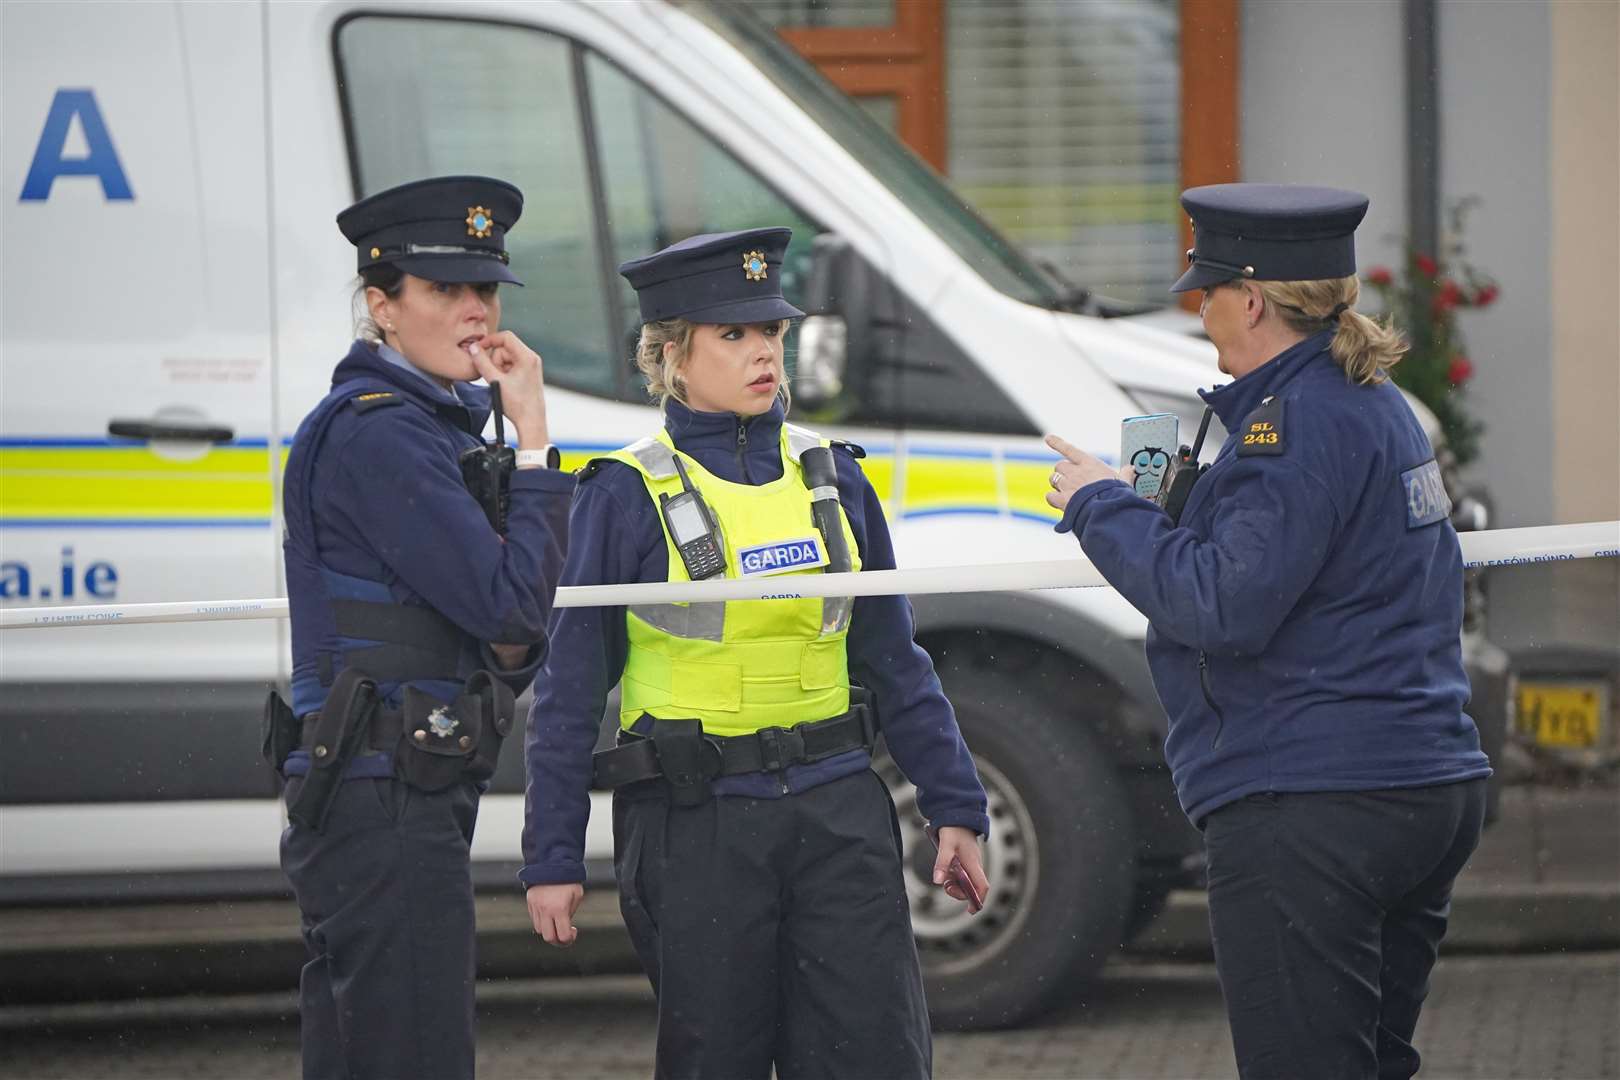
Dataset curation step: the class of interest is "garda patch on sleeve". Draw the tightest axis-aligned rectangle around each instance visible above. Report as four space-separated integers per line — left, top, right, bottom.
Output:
350 391 402 413
1401 458 1452 528
737 536 828 577
1236 396 1285 456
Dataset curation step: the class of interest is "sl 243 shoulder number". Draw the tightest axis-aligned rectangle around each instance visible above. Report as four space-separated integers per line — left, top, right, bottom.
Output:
1236 396 1286 457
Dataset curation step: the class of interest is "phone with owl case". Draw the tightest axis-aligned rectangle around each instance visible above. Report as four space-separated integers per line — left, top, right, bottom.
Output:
1120 414 1179 499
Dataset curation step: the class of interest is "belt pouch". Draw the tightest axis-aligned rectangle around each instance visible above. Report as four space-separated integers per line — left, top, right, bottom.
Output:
396 685 482 792
260 687 300 770
287 669 376 833
463 670 516 784
651 718 714 808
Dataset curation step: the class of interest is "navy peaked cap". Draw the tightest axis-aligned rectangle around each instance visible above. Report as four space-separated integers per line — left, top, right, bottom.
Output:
337 175 524 286
618 227 805 325
1171 183 1369 293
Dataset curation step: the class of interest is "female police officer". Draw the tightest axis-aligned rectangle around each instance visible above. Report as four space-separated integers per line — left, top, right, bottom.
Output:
521 228 989 1079
1045 185 1492 1079
275 175 572 1080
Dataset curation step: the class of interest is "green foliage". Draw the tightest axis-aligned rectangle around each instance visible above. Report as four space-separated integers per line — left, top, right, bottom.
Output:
1362 198 1497 466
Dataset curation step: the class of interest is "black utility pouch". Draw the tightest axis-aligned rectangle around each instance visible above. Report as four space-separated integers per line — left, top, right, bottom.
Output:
396 685 482 792
651 718 718 808
464 670 516 784
287 669 376 833
260 687 300 770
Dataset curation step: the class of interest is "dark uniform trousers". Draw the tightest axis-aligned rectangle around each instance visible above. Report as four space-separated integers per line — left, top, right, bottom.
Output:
281 776 481 1080
1203 778 1487 1080
613 768 932 1080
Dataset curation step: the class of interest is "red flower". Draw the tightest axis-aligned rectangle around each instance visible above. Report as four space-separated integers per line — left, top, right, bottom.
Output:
1414 253 1439 277
1431 279 1465 315
1365 267 1393 287
1447 355 1474 386
1474 283 1499 307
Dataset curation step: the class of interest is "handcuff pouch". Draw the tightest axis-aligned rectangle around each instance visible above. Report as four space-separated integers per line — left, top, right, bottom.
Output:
651 718 719 808
394 672 516 791
396 685 481 792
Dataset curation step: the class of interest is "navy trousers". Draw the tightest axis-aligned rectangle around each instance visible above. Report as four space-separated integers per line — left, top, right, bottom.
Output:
614 768 932 1080
1203 779 1487 1080
281 776 481 1080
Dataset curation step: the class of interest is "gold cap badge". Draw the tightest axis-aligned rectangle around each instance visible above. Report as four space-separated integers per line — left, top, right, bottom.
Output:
466 206 494 239
742 250 767 282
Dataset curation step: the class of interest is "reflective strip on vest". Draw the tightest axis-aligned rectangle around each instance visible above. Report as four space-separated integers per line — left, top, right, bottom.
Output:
622 436 678 480
628 600 725 642
783 423 821 462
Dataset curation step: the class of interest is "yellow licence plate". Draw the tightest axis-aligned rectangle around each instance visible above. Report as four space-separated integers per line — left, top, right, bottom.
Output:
1515 681 1608 749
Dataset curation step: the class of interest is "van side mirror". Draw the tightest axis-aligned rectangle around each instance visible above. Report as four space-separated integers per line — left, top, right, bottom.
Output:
795 234 874 410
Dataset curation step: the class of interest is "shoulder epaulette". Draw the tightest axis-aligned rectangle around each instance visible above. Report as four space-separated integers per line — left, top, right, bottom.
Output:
831 439 867 460
576 460 606 483
349 390 403 414
1236 395 1285 457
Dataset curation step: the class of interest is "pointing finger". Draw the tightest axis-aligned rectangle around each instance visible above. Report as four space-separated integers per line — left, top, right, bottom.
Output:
1043 434 1085 463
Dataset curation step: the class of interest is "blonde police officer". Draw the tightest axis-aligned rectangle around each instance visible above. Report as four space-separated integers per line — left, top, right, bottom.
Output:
1046 185 1491 1079
521 228 990 1078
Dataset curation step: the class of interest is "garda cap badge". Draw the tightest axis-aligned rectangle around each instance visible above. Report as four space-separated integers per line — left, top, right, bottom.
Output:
427 706 460 739
466 205 494 239
742 250 768 282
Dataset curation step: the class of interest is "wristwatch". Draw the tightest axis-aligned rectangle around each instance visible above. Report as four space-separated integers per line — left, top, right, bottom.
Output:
515 445 561 470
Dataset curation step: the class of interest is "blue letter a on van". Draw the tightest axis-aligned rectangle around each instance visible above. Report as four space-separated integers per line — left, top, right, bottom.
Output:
20 89 133 201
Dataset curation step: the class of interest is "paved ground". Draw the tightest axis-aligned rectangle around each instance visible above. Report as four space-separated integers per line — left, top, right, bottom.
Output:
2 952 1615 1079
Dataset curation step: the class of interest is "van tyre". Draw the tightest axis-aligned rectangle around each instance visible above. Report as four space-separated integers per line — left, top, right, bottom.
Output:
879 663 1136 1031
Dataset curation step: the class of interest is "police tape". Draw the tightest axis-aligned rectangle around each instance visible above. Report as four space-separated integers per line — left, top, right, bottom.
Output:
2 520 1616 631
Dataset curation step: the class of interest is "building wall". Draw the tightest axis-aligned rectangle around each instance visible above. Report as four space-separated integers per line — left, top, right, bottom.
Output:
1550 0 1619 528
1543 0 1619 652
1239 0 1408 292
1438 0 1554 528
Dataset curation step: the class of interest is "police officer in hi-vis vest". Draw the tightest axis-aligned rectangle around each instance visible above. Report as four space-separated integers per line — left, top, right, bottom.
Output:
522 228 990 1079
272 176 572 1080
1045 185 1491 1079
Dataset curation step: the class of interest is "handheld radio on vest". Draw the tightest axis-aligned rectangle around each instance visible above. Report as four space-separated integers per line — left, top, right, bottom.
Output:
661 456 727 580
459 382 515 535
1158 405 1215 526
799 446 853 574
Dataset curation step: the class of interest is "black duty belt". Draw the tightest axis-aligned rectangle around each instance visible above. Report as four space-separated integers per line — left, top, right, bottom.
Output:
301 708 406 754
591 705 875 791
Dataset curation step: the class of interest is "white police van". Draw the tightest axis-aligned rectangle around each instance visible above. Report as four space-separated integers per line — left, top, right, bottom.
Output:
1 0 1503 1028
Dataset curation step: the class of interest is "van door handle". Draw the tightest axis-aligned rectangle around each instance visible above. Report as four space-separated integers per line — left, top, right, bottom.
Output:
107 419 235 444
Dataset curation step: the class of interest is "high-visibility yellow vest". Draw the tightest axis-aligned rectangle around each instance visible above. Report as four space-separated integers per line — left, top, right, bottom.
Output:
604 424 862 738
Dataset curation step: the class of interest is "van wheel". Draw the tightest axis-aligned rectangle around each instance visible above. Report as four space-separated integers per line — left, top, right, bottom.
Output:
879 664 1135 1030
1121 882 1174 944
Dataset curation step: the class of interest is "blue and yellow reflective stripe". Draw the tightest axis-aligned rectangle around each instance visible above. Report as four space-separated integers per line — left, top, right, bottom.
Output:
896 445 1069 525
0 442 275 526
0 439 1074 528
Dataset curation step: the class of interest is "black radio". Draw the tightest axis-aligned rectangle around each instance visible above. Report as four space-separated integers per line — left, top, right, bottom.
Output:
459 382 516 535
660 456 726 580
1157 406 1214 527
